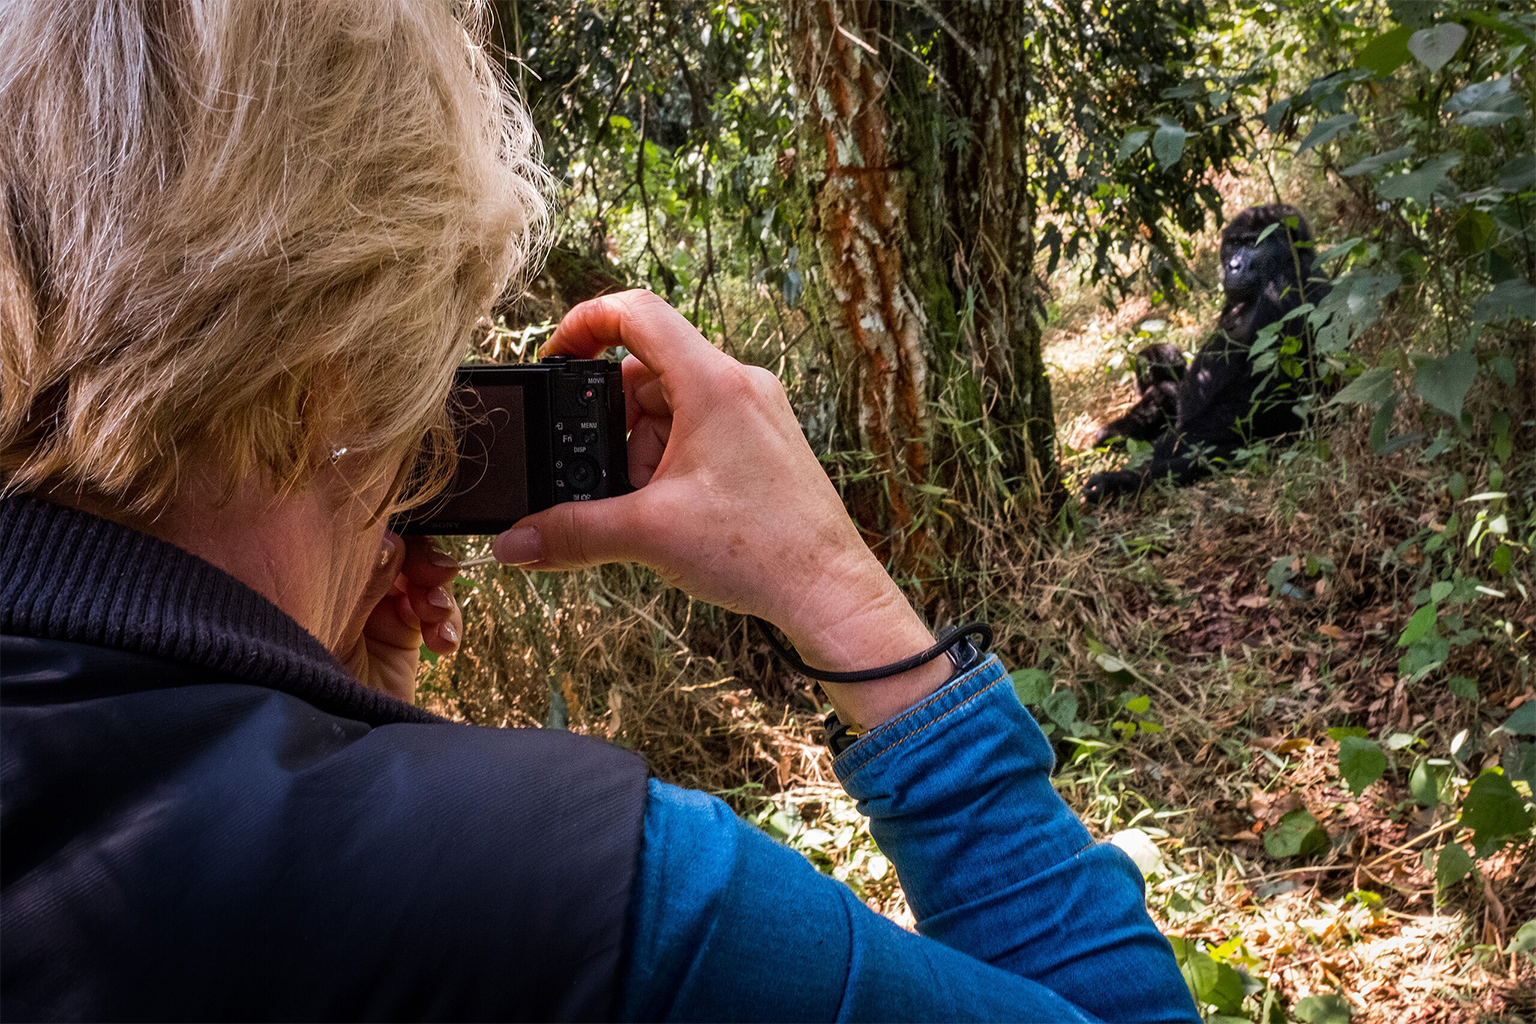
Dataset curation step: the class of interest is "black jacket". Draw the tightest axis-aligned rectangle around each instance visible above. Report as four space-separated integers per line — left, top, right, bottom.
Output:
0 494 648 1021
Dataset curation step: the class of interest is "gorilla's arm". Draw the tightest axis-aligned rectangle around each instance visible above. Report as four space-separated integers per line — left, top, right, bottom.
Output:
1081 430 1230 503
1092 381 1179 447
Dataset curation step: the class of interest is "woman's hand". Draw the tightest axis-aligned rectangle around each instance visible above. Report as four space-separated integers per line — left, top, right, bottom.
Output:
492 291 951 731
338 532 462 703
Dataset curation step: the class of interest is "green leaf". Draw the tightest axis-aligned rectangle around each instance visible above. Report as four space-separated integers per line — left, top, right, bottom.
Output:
1446 675 1478 700
1340 145 1415 177
1435 842 1474 893
1444 76 1526 127
1170 939 1246 1015
1330 366 1396 406
1377 154 1462 204
1355 25 1415 77
1328 726 1369 741
1316 236 1364 263
1454 209 1497 255
1118 128 1152 162
1410 758 1450 806
1041 690 1079 732
1505 742 1536 788
1499 152 1536 191
1507 919 1536 956
1460 771 1535 855
1397 602 1439 647
1265 808 1329 858
1502 701 1536 737
1152 122 1188 169
1298 113 1359 153
1370 394 1400 453
1010 668 1051 705
1124 694 1151 714
607 114 632 130
1338 736 1387 795
1472 279 1536 323
1413 349 1476 419
1407 23 1467 73
1264 97 1291 132
1295 992 1353 1024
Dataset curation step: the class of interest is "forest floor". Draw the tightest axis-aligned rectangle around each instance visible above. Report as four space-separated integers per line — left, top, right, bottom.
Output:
421 187 1534 1023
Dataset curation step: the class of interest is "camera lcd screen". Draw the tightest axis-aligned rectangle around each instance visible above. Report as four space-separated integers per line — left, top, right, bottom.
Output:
443 384 528 523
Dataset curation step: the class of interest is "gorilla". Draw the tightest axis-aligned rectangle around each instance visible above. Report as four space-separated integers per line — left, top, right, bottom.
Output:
1091 343 1184 448
1083 204 1330 503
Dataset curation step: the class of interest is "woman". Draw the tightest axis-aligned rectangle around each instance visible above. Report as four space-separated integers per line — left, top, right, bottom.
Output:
0 1 1197 1021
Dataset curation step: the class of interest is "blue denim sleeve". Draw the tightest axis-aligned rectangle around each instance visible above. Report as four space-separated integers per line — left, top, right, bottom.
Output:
617 656 1199 1024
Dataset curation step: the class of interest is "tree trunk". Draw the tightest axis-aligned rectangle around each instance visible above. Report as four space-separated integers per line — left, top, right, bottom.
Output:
788 0 1057 583
787 0 936 573
940 1 1058 502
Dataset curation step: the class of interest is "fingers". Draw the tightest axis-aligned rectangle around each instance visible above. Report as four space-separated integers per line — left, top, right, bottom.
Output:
364 590 462 655
362 534 463 654
544 290 727 385
492 490 648 571
628 415 670 487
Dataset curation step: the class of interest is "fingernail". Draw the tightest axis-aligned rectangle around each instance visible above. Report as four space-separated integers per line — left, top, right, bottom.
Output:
426 586 455 610
378 533 399 569
493 527 542 565
428 549 459 569
441 621 460 645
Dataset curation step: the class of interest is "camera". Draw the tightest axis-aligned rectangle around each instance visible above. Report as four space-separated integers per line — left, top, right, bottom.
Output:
394 357 630 535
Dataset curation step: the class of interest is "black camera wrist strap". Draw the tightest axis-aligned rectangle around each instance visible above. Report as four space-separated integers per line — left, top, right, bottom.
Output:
750 616 993 684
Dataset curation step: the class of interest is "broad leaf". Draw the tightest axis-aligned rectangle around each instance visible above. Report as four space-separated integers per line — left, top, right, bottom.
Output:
1041 690 1079 731
1505 742 1536 788
1355 25 1415 77
1265 808 1328 858
1413 349 1476 419
1340 145 1415 177
1504 702 1536 737
1397 602 1438 647
1407 24 1467 73
1410 758 1450 806
1377 154 1462 204
1152 122 1188 169
1472 278 1536 323
1338 736 1387 795
1118 128 1152 162
1435 842 1474 893
1460 771 1534 856
1298 114 1359 153
1508 919 1536 956
1330 366 1396 406
1010 668 1051 705
1295 993 1352 1024
1444 76 1526 127
1500 153 1536 191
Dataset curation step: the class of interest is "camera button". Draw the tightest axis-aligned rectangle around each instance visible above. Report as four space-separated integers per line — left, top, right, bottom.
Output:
566 458 598 492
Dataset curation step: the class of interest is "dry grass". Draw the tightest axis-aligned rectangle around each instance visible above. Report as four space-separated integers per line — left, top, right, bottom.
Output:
417 179 1534 1021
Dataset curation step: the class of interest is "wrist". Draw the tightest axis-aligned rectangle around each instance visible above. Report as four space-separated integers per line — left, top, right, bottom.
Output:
775 563 952 732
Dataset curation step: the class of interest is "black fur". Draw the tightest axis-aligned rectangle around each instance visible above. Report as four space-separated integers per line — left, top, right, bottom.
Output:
1093 343 1185 448
1083 204 1330 503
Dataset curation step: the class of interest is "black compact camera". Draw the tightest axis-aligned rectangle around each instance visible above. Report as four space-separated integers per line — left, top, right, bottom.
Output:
395 357 629 535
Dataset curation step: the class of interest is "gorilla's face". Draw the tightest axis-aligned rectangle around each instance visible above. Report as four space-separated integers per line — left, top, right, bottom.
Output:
1220 232 1291 299
1220 207 1312 300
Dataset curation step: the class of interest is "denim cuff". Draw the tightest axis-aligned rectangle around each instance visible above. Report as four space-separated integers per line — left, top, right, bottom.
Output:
830 654 1010 785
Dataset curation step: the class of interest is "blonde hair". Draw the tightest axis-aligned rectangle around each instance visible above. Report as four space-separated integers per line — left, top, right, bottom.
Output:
0 0 549 515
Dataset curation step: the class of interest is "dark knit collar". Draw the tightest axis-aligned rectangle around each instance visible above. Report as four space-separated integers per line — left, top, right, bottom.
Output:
0 492 441 726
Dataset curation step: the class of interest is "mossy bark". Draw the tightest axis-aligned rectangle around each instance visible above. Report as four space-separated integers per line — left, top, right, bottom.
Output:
788 0 1058 584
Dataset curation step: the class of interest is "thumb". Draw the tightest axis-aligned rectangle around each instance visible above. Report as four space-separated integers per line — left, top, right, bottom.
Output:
492 491 648 570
